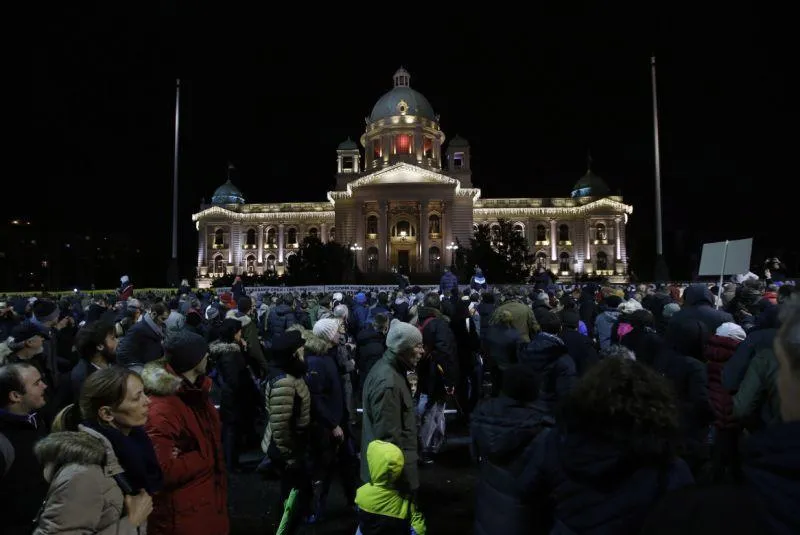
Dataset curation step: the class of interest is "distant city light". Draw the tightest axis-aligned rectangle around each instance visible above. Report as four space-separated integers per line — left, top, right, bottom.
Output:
41 260 48 268
73 288 78 293
65 243 71 248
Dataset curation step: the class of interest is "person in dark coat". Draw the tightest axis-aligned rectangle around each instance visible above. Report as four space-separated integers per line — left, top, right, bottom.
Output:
471 364 554 535
355 313 388 388
560 309 598 377
670 284 734 333
483 309 522 396
476 292 496 344
0 362 50 535
527 358 694 534
518 311 576 417
70 321 118 403
723 302 782 392
209 318 259 471
231 276 244 303
116 302 168 371
266 295 299 342
438 266 459 296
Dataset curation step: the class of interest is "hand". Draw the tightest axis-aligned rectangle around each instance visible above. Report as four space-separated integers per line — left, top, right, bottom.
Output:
445 386 455 396
332 425 344 440
240 338 249 351
124 491 153 527
56 316 72 330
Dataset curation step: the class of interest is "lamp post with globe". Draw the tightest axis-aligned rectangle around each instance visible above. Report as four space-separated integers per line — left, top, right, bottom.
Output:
350 243 363 269
446 242 459 267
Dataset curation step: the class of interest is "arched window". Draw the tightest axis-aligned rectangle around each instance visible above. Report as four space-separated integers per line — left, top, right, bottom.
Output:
246 228 256 246
428 215 440 235
513 223 524 237
559 224 570 242
393 220 414 237
596 223 607 241
266 254 276 271
367 246 379 273
536 224 547 242
266 228 276 246
213 255 225 274
214 228 224 246
308 227 318 239
246 255 256 274
536 251 548 268
329 227 336 242
429 246 441 273
367 215 378 235
559 252 571 273
596 251 609 270
287 227 297 245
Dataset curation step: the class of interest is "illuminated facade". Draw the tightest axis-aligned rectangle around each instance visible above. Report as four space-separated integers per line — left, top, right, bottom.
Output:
193 68 633 286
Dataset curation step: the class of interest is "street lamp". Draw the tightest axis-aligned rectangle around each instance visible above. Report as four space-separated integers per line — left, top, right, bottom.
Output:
350 243 362 268
446 241 459 265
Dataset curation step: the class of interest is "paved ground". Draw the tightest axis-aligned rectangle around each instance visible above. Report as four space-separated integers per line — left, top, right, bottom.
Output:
228 424 477 534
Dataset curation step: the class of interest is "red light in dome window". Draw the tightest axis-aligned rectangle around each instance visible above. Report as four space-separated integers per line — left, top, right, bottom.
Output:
395 134 410 154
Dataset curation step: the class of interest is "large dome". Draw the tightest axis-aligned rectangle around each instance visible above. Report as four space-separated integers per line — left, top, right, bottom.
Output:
571 168 611 198
212 179 246 205
369 68 436 122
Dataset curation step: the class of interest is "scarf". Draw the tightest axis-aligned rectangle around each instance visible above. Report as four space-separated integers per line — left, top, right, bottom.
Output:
83 420 163 494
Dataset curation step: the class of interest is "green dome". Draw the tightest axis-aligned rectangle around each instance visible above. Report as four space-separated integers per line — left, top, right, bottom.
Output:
571 169 611 198
212 179 246 205
369 68 436 122
337 137 358 150
449 134 469 147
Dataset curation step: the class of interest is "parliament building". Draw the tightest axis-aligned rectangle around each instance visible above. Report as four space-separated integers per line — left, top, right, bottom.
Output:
193 68 633 287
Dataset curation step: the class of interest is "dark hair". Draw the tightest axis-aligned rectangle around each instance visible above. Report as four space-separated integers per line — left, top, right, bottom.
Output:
150 302 168 318
481 292 495 304
777 295 800 378
423 293 441 309
377 292 388 305
0 362 34 408
219 318 243 343
62 366 141 429
561 358 679 459
372 313 388 330
74 321 115 361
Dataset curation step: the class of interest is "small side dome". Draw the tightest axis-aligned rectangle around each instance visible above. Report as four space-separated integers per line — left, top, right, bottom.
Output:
211 179 246 205
571 168 611 198
338 137 358 150
449 134 469 148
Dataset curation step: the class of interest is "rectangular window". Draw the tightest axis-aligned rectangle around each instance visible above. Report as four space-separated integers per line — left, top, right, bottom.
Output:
423 137 433 158
343 156 354 171
395 134 411 154
373 139 381 158
453 152 464 169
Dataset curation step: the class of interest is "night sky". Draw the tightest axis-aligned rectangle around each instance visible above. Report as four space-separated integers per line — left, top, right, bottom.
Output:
23 6 792 282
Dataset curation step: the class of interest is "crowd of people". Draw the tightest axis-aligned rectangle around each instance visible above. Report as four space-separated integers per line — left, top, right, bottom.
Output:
0 269 797 534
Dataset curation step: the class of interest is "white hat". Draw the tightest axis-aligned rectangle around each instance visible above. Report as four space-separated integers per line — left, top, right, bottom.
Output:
716 322 746 342
120 275 130 284
313 318 341 343
332 292 343 303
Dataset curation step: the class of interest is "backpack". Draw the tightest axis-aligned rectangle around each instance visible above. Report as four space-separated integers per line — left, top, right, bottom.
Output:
0 431 14 477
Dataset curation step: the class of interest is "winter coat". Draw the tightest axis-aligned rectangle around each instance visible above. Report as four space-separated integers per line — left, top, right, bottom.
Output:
306 346 347 432
352 303 370 333
518 333 576 416
470 274 487 292
732 348 782 430
561 329 599 377
491 300 539 343
439 271 459 295
477 302 496 342
69 358 101 403
361 350 419 492
0 410 48 535
356 440 426 535
231 281 244 303
704 335 740 429
117 315 164 369
33 426 141 535
356 325 387 383
165 311 185 339
483 323 522 371
142 360 228 535
470 397 554 535
390 299 409 323
670 284 734 333
416 307 459 401
594 309 620 350
266 304 298 341
224 310 267 376
262 360 311 461
742 421 800 534
722 306 780 391
535 430 694 534
208 341 259 425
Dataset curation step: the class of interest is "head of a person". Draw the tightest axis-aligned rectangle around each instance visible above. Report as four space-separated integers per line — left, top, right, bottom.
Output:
501 364 539 402
32 299 60 328
423 292 441 310
71 366 149 434
271 329 307 376
481 291 495 305
562 358 679 458
385 319 424 369
126 298 143 322
333 304 349 324
164 331 209 379
74 321 117 364
778 284 796 304
8 322 49 355
219 318 243 344
665 318 709 361
539 311 562 335
561 309 581 331
150 302 169 327
312 318 341 349
238 296 253 315
496 309 514 327
365 440 405 486
776 295 800 421
0 362 47 414
372 312 389 334
599 344 637 361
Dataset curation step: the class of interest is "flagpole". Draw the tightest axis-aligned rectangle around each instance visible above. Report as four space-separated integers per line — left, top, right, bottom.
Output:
651 56 663 258
171 78 180 261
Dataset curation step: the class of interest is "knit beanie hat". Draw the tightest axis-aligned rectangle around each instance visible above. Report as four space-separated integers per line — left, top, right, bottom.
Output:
386 319 422 354
604 295 623 309
618 299 643 315
313 318 340 344
716 322 746 342
32 300 60 323
165 331 209 374
333 304 349 321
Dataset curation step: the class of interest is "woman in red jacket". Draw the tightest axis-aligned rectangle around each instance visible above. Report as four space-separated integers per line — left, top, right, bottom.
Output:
142 331 229 535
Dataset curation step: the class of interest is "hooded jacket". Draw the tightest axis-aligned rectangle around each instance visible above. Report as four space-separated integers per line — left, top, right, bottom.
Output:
208 340 259 425
33 426 140 535
116 314 164 369
142 359 228 535
261 349 310 461
266 304 298 341
518 333 576 416
670 285 734 333
224 310 267 376
490 299 539 343
355 440 426 535
704 334 740 429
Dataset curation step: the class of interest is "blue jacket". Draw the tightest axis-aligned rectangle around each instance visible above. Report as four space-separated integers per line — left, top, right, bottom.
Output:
306 347 346 430
439 271 459 295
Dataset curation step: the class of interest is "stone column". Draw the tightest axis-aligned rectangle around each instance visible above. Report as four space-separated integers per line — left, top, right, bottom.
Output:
378 201 388 270
421 199 430 271
278 223 285 263
257 224 264 264
320 222 327 244
615 217 622 260
550 219 557 260
585 219 592 260
355 202 365 267
198 222 207 268
443 201 453 266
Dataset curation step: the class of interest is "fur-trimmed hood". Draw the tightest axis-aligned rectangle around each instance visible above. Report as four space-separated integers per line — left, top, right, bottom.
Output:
208 341 240 357
34 425 123 478
225 309 252 327
141 358 183 396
